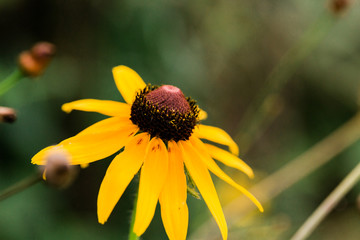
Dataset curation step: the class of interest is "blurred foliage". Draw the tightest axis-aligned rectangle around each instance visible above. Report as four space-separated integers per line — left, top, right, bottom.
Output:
1 0 360 239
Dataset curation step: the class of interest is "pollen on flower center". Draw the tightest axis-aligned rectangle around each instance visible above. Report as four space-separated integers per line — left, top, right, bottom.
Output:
130 84 199 142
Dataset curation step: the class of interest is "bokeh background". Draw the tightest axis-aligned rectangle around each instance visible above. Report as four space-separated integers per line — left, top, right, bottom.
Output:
1 0 360 239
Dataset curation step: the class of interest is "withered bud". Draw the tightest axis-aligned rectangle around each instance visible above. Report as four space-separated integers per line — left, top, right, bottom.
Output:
18 42 56 77
0 106 17 123
42 147 78 189
329 0 350 14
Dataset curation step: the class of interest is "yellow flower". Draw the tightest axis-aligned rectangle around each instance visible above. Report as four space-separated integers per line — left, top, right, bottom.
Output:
32 66 263 240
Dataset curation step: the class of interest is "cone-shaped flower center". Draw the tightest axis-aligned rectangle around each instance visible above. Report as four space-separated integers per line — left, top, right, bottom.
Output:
130 85 199 142
145 85 191 114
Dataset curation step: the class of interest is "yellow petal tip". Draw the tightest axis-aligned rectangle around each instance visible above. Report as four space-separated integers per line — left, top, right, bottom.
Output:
80 163 89 168
230 145 240 156
97 214 108 225
61 103 72 113
258 204 264 213
112 65 127 74
199 109 208 121
98 220 105 225
253 199 264 213
132 227 144 237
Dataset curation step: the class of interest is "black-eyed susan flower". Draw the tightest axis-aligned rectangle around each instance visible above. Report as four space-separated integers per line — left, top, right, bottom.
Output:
32 66 263 240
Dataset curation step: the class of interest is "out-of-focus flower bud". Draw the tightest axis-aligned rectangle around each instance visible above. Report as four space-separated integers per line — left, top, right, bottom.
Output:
18 42 56 77
0 106 16 123
41 147 78 189
329 0 350 15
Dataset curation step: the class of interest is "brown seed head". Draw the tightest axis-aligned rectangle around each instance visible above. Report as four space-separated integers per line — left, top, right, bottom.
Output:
18 42 56 77
0 106 17 123
130 85 199 141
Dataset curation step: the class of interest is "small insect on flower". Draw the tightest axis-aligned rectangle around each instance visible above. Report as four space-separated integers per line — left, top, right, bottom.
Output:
32 66 263 240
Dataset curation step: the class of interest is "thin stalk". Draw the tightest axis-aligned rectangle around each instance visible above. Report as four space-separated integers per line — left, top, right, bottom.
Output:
235 11 337 153
0 173 42 201
190 112 360 240
128 193 139 240
291 161 360 240
0 69 24 97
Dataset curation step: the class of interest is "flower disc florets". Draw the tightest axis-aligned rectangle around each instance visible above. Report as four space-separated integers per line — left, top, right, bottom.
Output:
130 85 199 142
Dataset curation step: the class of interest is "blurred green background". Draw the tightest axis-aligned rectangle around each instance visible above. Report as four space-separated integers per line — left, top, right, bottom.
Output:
1 0 360 239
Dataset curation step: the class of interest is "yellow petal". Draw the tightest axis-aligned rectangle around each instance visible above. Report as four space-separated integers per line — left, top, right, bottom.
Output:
159 141 189 240
112 65 146 104
193 124 239 156
97 133 150 224
178 141 228 240
61 126 138 165
189 137 263 213
75 116 135 136
32 146 54 165
33 145 72 170
199 109 208 121
62 99 131 117
204 143 254 178
32 117 138 166
80 163 89 168
133 138 169 236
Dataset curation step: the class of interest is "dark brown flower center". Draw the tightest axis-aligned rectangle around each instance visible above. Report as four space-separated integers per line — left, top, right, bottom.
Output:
130 84 199 142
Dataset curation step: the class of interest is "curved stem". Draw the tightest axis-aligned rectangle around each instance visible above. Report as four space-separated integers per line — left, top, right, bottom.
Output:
0 69 24 97
0 173 42 201
128 193 140 240
291 161 360 240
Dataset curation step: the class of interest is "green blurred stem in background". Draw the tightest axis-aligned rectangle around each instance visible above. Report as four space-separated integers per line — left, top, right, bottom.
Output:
0 69 24 97
0 173 42 201
235 11 337 154
291 161 360 240
128 193 139 240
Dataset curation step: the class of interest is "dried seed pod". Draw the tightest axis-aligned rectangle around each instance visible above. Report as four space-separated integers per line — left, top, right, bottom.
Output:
18 42 56 77
42 147 78 189
329 0 350 15
0 106 16 123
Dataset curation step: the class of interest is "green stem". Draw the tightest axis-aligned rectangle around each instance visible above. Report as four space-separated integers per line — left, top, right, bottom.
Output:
128 193 140 240
0 173 42 201
0 69 24 97
235 11 336 153
291 161 360 240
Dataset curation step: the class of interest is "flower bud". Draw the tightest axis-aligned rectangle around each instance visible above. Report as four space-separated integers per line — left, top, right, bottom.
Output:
0 106 16 123
18 42 56 77
42 147 78 189
329 0 350 15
